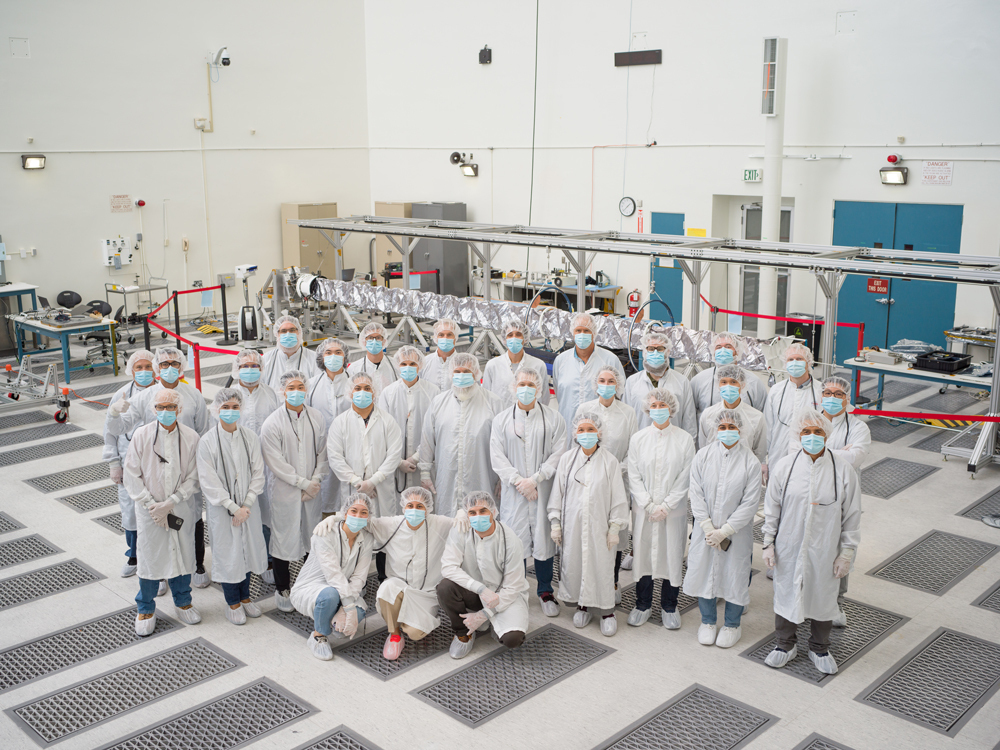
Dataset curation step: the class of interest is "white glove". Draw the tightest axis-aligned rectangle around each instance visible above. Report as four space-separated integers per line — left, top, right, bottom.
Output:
479 589 500 609
761 464 769 484
109 398 130 418
706 525 733 548
648 505 668 523
398 457 418 473
148 500 175 529
514 476 538 501
550 524 562 546
314 515 342 537
357 480 376 496
421 477 436 494
334 606 359 638
461 610 489 633
232 506 251 527
833 557 851 579
110 465 124 484
453 510 470 532
762 546 776 569
301 479 321 500
607 530 620 550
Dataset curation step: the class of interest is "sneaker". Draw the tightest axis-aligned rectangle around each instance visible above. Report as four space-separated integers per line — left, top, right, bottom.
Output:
538 594 560 617
308 633 333 660
275 589 294 613
121 561 137 578
134 612 156 636
156 580 167 597
600 614 618 637
383 633 405 660
764 644 797 669
697 623 717 645
831 608 847 628
982 514 1000 529
192 568 211 588
261 568 275 585
809 650 839 674
573 607 592 628
715 626 742 649
627 607 651 627
661 609 682 630
449 632 476 659
620 553 633 570
175 605 202 624
225 605 247 626
615 584 622 605
242 600 262 618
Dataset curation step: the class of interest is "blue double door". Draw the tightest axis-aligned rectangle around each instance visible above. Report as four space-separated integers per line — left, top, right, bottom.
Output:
832 201 963 364
647 212 685 325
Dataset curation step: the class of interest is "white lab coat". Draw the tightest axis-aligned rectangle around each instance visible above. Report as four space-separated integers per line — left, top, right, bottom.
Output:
575 397 637 487
764 377 823 463
290 526 374 617
623 368 697 439
306 370 351 512
380 377 441 491
103 380 155 531
421 350 459 392
259 405 330 560
627 425 696 585
106 381 211 439
547 446 629 609
490 403 568 561
371 514 453 635
261 346 318 393
552 347 626 447
691 365 769 417
197 424 267 584
418 386 504 518
233 382 280 524
762 449 862 623
123 422 200 581
347 355 398 396
821 411 872 472
327 406 403 517
683 441 761 606
698 399 768 464
482 351 551 408
441 523 531 637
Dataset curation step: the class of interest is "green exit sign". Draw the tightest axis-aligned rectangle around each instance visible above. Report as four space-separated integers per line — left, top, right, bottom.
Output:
743 168 762 182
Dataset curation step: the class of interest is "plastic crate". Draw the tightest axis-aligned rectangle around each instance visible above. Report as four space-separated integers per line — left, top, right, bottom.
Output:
913 350 972 373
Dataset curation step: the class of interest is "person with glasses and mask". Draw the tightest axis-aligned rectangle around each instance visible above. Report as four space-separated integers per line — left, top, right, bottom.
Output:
690 333 769 420
764 343 823 472
482 320 551 408
697 364 767 463
380 346 441 493
623 329 696 438
262 314 318 392
348 321 398 395
421 318 462 392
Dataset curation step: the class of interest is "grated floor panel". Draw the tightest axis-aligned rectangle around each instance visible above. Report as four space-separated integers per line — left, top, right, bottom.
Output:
752 519 764 545
269 574 383 638
0 559 104 611
862 379 930 403
0 434 104 467
412 624 612 726
332 609 455 680
0 534 63 570
860 457 938 499
57 485 119 513
913 389 987 413
0 411 51 431
856 627 1000 736
0 607 177 693
790 734 856 750
911 427 981 454
25 462 110 493
7 639 241 745
99 678 313 750
972 580 1000 615
865 419 924 444
216 558 305 602
593 684 777 750
0 512 24 536
0 422 82 447
616 565 698 624
866 530 999 595
93 512 125 535
291 726 385 750
740 598 908 684
957 485 1000 521
66 382 121 401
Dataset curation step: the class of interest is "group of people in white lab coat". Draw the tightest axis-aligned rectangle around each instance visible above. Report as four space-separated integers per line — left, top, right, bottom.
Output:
105 310 865 675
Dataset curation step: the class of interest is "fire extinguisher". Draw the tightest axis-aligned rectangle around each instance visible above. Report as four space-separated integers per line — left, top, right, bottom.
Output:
628 289 641 318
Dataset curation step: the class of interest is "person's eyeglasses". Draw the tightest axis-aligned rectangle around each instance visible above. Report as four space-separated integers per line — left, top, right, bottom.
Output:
154 405 178 412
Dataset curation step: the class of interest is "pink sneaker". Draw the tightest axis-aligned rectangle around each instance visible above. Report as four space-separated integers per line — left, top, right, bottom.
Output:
383 633 405 661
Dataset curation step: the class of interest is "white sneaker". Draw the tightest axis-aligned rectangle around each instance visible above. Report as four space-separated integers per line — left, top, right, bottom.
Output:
620 553 633 570
809 650 839 674
225 605 247 626
538 596 560 617
697 623 717 645
715 626 742 649
120 562 137 578
308 633 333 661
242 600 262 618
627 607 651 627
175 605 202 625
192 569 211 588
600 614 618 637
134 613 156 636
449 633 476 659
261 568 275 585
156 580 167 597
764 644 797 668
831 608 847 628
615 584 622 605
275 589 294 613
661 610 682 630
573 608 592 628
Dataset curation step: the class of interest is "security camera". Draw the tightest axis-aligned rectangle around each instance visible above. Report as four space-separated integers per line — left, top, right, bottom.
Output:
213 47 230 67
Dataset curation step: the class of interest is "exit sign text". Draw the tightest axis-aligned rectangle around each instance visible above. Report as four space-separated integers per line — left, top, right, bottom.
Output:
867 277 889 294
743 168 762 182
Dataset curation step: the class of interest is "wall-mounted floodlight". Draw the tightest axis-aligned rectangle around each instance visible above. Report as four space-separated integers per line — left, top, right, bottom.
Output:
450 151 478 177
879 166 907 185
21 154 45 169
461 163 478 177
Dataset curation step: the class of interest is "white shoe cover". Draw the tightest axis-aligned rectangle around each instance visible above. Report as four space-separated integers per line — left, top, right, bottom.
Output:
192 570 211 588
225 605 247 626
242 600 262 618
120 562 137 578
275 590 294 613
573 608 593 628
809 650 839 674
715 626 742 649
697 623 717 645
308 633 333 660
661 610 682 630
831 608 847 628
600 614 618 637
620 553 633 570
627 607 652 627
538 596 560 617
261 568 275 585
176 605 202 625
156 580 167 597
765 644 797 668
449 632 476 659
134 613 156 636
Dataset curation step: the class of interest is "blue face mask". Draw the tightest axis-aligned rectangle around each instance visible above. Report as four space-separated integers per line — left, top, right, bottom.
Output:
160 366 179 384
324 354 344 372
453 372 475 388
787 360 807 378
404 508 426 526
469 515 493 533
822 396 844 415
801 434 825 454
718 429 740 447
649 407 670 425
506 337 523 354
400 365 418 382
219 409 240 424
436 337 455 352
516 386 536 406
714 348 735 365
345 515 368 533
239 367 261 384
278 332 298 349
576 432 599 449
156 410 177 427
719 384 741 404
285 391 306 407
134 370 154 386
365 339 384 355
644 350 666 368
352 390 374 409
597 383 617 400
574 333 593 350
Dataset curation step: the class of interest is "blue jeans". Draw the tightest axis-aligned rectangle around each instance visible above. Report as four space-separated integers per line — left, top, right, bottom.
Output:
262 525 273 565
124 530 137 561
313 586 367 636
635 576 679 612
698 597 744 628
533 556 555 596
221 573 251 606
136 575 191 615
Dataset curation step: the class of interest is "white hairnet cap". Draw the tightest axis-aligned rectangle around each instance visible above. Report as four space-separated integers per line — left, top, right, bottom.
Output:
155 346 185 375
275 314 302 335
232 349 263 378
571 312 597 333
501 319 528 339
822 376 851 393
510 365 543 394
360 321 386 342
400 486 434 513
449 352 481 380
785 342 814 367
211 387 244 417
278 369 308 390
591 366 624 398
154 387 182 412
350 371 375 389
713 408 745 432
462 490 498 516
640 329 669 350
713 332 741 352
342 492 374 515
394 345 424 367
315 337 346 369
716 364 747 386
125 349 155 378
433 318 458 337
791 407 828 436
572 410 604 439
641 387 679 415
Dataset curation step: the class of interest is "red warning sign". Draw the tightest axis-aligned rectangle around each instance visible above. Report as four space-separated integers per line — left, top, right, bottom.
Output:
867 278 889 294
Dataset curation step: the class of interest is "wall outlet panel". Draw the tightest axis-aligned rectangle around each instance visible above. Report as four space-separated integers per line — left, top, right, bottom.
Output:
102 237 132 267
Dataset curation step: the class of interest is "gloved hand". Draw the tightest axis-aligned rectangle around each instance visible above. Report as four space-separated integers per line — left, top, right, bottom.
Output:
607 530 620 550
550 524 562 546
301 479 321 500
358 480 376 496
336 607 359 638
648 505 668 522
762 546 776 569
232 506 251 527
453 510 470 532
706 528 729 548
479 589 500 609
109 398 130 418
761 464 769 484
110 465 124 485
398 457 418 473
148 500 175 529
314 515 342 537
460 610 489 633
421 477 436 494
515 476 538 501
833 557 852 578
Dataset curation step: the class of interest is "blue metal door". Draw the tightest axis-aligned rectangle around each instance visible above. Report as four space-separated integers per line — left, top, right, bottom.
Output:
648 212 684 324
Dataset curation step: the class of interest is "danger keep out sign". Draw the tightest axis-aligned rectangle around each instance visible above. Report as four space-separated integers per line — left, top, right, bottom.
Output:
867 278 889 294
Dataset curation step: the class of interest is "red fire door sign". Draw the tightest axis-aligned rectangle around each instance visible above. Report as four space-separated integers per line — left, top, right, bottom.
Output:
867 277 889 294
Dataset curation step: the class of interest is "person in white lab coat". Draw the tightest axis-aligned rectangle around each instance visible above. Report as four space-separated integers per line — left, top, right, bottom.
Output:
552 313 626 447
291 493 375 661
623 329 697 438
124 389 202 636
104 349 156 578
761 408 861 675
347 321 398 394
482 320 551 407
197 388 268 626
421 318 461 392
260 369 330 613
683 409 762 649
305 337 352 516
261 314 318 391
690 332 769 418
625 389 696 631
697 364 768 463
548 412 630 637
107 346 212 587
490 366 567 616
380 346 441 494
418 353 504 518
764 342 823 473
438 491 530 659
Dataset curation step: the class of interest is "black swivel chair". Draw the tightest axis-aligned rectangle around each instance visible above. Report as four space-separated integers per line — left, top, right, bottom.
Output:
84 300 123 364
